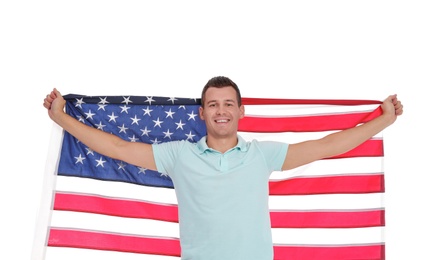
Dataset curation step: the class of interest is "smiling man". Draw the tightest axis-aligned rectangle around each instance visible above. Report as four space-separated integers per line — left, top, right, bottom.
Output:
199 78 245 151
43 76 403 259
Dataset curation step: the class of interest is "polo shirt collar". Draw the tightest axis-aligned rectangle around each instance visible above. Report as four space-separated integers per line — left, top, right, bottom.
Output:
196 135 248 154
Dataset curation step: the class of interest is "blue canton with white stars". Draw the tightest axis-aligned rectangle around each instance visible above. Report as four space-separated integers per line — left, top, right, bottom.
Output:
58 94 206 188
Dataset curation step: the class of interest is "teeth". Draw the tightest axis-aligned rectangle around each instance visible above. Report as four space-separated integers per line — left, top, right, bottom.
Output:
216 119 228 123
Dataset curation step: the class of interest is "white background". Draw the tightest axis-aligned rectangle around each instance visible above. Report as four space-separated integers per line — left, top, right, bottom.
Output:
1 1 441 259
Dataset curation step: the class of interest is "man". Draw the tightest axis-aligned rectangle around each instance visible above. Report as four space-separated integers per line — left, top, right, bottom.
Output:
43 76 403 260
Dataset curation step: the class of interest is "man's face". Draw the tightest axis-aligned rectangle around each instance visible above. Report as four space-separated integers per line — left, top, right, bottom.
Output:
199 86 245 139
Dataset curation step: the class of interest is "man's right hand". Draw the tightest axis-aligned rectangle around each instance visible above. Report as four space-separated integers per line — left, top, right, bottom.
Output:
43 88 66 120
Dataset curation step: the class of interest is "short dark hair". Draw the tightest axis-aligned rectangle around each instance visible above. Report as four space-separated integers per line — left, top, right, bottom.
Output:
201 76 242 107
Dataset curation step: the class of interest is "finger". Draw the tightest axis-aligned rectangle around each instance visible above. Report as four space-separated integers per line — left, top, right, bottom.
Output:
45 93 53 103
389 94 397 105
395 101 403 115
53 88 62 98
43 99 51 109
49 90 57 99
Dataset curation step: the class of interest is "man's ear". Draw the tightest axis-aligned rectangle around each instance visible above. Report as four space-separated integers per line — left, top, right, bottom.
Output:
199 106 205 120
239 105 245 119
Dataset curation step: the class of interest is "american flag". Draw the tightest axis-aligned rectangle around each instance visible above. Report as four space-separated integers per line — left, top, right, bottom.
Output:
33 94 385 260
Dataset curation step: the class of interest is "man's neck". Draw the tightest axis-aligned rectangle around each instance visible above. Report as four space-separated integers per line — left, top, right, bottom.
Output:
205 135 238 153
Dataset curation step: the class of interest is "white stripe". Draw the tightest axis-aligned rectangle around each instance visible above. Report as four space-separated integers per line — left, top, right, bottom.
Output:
240 131 383 144
31 125 64 260
244 104 380 116
57 176 384 210
50 210 383 249
272 226 385 245
270 157 384 180
45 247 179 260
56 175 383 211
56 176 178 204
56 157 385 193
241 130 338 143
269 193 384 210
51 211 180 238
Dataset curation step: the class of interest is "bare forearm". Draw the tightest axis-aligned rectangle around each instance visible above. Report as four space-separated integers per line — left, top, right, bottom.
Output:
52 110 124 160
44 88 156 170
283 95 402 171
320 113 395 158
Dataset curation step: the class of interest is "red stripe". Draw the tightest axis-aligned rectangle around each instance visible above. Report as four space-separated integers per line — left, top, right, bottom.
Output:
273 244 385 260
48 228 181 257
269 174 384 195
54 192 384 228
242 97 382 106
54 192 178 222
270 209 385 228
239 107 382 132
47 228 384 259
329 139 384 159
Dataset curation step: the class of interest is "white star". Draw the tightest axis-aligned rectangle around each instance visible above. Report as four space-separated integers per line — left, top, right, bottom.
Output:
186 131 196 141
152 138 161 144
95 157 106 167
118 124 129 133
175 120 185 130
168 97 178 104
165 108 175 119
153 117 163 128
74 154 86 164
77 115 86 123
140 126 151 136
144 96 156 105
75 98 85 108
99 97 109 105
85 110 95 119
120 105 131 114
108 112 118 122
187 111 198 121
121 96 132 105
95 121 106 130
86 148 94 155
117 161 126 170
138 167 148 174
130 115 141 125
143 106 153 116
163 129 173 139
129 135 139 142
178 105 186 109
97 104 107 111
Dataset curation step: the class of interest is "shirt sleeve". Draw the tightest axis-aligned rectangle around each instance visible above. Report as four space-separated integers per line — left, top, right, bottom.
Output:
255 140 289 171
152 140 186 177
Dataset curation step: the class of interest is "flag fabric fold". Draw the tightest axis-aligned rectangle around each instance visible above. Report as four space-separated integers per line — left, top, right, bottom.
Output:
34 94 386 260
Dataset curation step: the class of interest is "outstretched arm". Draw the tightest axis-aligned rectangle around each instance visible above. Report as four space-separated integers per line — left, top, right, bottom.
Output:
281 94 403 171
43 88 157 171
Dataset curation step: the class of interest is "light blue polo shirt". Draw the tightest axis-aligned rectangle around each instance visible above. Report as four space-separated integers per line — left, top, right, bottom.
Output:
152 135 289 260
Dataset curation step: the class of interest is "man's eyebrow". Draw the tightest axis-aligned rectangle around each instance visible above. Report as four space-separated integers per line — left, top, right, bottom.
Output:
207 99 236 103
